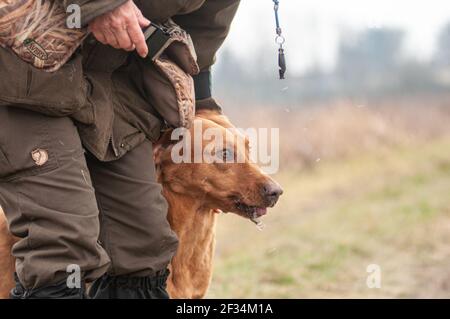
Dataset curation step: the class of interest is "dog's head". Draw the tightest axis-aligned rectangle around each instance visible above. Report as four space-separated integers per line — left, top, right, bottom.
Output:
155 109 283 222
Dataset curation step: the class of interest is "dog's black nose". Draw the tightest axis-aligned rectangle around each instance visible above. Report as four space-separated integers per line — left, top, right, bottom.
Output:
262 182 283 206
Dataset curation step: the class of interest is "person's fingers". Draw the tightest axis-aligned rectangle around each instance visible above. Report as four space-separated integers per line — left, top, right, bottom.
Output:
127 18 148 57
134 5 151 28
87 1 149 53
114 26 134 51
89 24 107 44
88 24 104 44
137 13 151 28
108 13 135 51
92 30 107 44
103 28 120 49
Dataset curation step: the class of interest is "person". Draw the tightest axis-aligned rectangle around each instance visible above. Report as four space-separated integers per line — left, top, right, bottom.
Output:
0 0 240 299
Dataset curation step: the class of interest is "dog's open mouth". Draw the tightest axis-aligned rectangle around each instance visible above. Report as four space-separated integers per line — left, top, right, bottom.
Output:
235 200 268 228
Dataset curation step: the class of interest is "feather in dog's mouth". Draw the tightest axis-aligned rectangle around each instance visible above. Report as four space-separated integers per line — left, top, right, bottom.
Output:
234 199 268 230
213 197 270 230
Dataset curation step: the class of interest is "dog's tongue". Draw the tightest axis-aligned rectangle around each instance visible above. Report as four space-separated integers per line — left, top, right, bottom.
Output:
255 207 267 217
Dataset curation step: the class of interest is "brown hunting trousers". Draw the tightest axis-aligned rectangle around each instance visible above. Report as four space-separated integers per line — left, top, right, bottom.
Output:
0 106 178 290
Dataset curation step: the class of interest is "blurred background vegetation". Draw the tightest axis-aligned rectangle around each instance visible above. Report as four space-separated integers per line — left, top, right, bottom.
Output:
207 1 450 298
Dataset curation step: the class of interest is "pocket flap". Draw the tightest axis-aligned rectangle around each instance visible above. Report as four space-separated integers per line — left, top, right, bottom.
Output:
0 48 87 117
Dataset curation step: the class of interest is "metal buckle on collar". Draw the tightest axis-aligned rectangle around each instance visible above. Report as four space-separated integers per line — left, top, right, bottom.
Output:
143 23 172 62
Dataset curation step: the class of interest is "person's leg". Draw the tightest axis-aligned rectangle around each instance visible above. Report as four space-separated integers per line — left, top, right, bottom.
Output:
0 107 110 298
85 139 179 299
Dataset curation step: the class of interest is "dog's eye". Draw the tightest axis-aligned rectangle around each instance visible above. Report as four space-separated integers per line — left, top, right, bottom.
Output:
218 148 233 162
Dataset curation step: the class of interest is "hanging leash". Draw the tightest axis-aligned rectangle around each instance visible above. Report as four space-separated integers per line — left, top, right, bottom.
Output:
272 0 286 79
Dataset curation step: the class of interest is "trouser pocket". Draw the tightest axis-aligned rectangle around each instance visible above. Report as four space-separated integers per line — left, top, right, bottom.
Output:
0 107 61 182
0 106 111 289
0 47 88 117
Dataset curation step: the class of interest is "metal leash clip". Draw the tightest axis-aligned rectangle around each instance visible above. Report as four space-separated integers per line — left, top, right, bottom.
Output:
273 0 286 79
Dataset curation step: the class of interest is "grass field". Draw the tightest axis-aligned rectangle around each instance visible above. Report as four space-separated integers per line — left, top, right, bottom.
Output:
208 126 450 298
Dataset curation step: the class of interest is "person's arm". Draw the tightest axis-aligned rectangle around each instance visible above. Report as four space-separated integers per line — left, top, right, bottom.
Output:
133 0 205 22
65 0 151 57
173 0 241 112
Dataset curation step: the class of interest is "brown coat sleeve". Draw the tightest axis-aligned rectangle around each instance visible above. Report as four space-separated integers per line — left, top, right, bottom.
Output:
133 0 206 22
173 0 241 71
63 0 128 27
65 0 240 70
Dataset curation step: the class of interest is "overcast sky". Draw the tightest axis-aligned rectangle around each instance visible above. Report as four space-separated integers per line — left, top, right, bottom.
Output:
220 0 450 74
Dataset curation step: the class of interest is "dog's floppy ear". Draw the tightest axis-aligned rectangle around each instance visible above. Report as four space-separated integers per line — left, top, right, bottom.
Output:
153 130 172 166
153 130 175 166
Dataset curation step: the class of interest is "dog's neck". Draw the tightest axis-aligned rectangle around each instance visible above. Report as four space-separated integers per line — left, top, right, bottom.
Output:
163 188 218 299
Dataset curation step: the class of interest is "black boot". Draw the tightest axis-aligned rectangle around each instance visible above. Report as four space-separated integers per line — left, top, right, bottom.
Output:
89 270 170 299
10 273 87 299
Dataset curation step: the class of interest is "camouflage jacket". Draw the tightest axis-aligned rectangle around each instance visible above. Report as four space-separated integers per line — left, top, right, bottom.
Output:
0 0 240 161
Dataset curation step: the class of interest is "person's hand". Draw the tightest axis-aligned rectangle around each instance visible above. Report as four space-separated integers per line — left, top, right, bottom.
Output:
88 0 150 57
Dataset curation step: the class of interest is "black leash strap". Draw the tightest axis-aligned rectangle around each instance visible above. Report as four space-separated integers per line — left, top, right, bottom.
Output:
273 0 286 79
